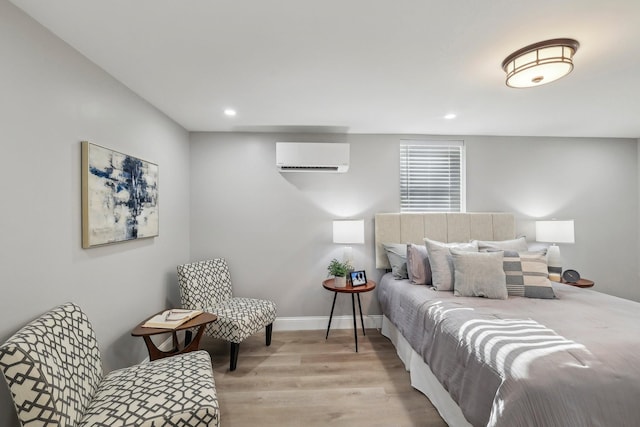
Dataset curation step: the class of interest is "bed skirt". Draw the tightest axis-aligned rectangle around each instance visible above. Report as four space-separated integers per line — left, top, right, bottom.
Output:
381 315 472 427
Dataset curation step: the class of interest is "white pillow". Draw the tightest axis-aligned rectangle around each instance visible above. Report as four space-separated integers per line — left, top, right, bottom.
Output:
450 249 508 299
473 236 528 252
424 238 478 291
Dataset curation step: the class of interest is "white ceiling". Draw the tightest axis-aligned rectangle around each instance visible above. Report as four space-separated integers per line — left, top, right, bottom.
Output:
10 0 640 138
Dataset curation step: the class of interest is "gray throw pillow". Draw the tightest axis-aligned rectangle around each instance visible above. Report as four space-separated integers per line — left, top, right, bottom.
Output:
383 243 408 279
451 249 508 299
503 250 555 299
424 238 478 291
406 243 432 285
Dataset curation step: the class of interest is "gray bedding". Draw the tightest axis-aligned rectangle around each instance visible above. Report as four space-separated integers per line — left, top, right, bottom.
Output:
378 273 640 427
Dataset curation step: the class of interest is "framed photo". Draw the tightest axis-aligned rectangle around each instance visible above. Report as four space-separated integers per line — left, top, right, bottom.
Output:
350 270 367 287
82 141 159 248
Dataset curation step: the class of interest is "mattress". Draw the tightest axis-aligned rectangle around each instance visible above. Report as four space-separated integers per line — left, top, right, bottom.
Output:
378 273 640 427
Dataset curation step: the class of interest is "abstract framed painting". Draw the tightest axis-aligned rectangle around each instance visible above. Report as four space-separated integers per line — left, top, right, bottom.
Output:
81 141 159 248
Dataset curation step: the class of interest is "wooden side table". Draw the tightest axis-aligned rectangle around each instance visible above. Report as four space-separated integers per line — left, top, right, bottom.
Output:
562 278 594 288
132 311 217 361
322 278 376 352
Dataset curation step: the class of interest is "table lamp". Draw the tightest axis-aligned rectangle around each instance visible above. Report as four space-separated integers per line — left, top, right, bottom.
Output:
535 219 575 281
332 219 365 268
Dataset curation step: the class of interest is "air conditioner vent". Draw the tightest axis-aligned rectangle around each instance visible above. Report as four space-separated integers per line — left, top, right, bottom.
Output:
276 142 349 173
280 165 340 172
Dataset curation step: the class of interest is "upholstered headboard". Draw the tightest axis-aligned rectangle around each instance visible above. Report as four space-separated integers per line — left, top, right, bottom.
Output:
374 212 516 269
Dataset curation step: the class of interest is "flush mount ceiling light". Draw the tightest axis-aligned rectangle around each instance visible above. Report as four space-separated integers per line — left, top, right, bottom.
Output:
501 38 579 88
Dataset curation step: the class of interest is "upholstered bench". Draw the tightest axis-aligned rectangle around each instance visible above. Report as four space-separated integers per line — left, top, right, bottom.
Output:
0 302 220 427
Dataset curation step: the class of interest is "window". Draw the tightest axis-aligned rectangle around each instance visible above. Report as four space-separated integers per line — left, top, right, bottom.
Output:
400 140 465 212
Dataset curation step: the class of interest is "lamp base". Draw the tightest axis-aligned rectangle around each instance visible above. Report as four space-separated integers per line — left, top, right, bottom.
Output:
547 244 562 279
343 246 354 269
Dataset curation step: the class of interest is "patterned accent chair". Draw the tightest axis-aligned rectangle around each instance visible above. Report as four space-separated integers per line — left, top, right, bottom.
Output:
0 303 219 427
177 258 277 371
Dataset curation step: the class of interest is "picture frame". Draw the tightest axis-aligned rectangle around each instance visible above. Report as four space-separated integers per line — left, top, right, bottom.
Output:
82 141 159 248
350 270 367 287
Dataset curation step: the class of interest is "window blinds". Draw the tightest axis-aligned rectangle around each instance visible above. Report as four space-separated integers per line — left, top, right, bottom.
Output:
400 141 465 213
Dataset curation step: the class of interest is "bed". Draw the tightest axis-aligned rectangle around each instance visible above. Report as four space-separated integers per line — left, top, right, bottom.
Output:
374 212 640 427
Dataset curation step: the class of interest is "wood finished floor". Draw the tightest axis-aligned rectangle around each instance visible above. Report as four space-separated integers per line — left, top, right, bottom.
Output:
200 329 447 427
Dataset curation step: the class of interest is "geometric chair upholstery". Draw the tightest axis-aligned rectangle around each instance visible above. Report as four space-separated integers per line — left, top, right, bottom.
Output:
0 302 219 427
177 258 277 371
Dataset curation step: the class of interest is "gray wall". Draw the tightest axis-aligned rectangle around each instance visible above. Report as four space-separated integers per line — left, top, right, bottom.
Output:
189 133 396 319
0 2 191 425
190 132 640 320
466 136 639 301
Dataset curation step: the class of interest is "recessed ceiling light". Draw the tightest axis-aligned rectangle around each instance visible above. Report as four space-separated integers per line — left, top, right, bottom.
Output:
224 108 237 117
444 113 456 120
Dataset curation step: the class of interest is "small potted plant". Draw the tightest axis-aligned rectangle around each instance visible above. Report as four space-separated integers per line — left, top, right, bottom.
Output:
327 258 350 287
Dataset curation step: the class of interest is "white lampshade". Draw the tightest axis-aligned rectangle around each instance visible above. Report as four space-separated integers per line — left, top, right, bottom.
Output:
332 220 365 244
535 220 575 244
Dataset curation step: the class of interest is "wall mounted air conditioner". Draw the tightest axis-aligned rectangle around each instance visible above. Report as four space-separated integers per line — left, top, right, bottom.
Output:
276 142 350 173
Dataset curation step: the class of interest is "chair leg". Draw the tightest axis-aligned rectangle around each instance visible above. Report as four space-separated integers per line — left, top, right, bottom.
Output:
230 342 240 371
266 323 273 346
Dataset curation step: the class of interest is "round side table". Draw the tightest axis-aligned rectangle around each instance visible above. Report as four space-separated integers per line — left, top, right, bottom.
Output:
561 278 594 288
322 278 376 352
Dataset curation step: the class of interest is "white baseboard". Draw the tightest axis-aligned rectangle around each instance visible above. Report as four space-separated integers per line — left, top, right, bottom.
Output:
273 315 383 331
